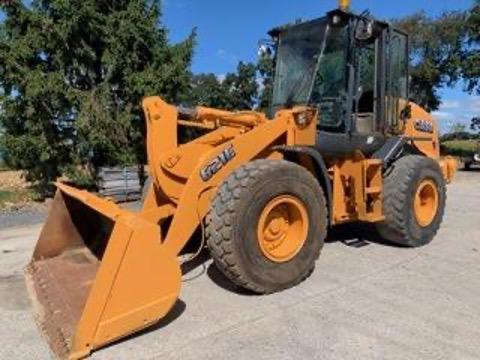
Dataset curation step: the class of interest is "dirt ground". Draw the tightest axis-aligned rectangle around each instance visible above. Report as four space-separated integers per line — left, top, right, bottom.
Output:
0 170 27 188
0 170 39 212
0 170 479 360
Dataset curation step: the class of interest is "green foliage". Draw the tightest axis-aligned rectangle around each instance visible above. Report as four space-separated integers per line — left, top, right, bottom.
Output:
62 165 97 189
471 117 480 132
256 53 275 112
440 130 479 157
441 131 479 141
449 122 467 134
393 5 480 110
441 139 480 157
461 4 480 94
0 0 195 196
185 73 230 108
393 11 466 111
225 62 258 110
185 62 258 111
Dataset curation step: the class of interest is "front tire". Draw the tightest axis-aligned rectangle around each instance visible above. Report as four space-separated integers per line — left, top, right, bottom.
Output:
376 155 446 247
206 160 328 294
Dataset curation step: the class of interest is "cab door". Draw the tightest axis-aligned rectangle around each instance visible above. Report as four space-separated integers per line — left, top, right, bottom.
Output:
385 29 409 133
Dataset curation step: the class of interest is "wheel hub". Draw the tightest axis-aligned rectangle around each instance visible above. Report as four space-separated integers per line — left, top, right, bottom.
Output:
414 179 439 227
257 195 309 263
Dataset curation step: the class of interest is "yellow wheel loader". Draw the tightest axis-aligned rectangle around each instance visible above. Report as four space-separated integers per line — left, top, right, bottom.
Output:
26 4 457 359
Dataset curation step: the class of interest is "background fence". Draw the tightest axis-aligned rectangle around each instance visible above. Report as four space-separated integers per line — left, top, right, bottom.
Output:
98 166 143 202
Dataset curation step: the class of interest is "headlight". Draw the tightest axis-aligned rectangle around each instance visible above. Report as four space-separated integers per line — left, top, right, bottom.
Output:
295 112 308 126
293 109 315 127
474 154 480 162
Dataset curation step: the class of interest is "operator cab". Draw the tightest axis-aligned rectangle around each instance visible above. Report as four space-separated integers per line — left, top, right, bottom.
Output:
268 9 409 156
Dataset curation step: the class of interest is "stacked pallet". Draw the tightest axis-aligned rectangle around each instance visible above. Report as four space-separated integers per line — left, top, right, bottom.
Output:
98 166 142 202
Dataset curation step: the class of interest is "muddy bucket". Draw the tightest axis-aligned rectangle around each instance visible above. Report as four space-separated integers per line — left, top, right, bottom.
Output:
25 183 181 359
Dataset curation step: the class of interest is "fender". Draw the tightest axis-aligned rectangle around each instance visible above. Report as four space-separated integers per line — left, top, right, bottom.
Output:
273 145 333 224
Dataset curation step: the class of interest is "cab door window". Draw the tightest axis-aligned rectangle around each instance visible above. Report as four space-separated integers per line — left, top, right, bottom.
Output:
386 31 408 131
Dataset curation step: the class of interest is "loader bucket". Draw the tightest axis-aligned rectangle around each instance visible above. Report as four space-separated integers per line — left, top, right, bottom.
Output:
25 183 181 359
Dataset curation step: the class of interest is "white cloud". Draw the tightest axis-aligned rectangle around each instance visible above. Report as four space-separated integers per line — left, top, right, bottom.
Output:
435 96 478 121
216 49 226 57
434 95 479 133
469 96 480 112
440 100 460 109
432 111 454 120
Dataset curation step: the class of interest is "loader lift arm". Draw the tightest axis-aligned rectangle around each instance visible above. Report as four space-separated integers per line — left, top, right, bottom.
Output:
142 98 319 256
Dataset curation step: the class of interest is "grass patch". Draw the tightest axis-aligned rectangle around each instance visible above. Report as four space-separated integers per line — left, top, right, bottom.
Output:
0 188 35 209
441 140 480 157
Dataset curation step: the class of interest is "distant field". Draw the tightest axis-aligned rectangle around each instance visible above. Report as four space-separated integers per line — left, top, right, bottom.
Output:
441 140 480 158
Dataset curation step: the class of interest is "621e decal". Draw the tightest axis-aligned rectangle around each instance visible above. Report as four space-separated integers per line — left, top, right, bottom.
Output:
200 145 236 181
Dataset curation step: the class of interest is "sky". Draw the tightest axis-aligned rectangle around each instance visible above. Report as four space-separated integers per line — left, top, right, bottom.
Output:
0 1 478 133
162 0 479 133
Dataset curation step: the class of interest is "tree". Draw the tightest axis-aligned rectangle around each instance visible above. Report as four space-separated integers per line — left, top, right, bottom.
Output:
224 62 258 110
450 122 467 134
256 52 275 112
185 73 229 109
186 61 258 111
461 4 480 94
471 117 480 132
0 0 195 195
393 11 466 112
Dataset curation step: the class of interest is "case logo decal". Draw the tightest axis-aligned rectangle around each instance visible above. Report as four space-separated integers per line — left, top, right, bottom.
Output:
414 120 434 134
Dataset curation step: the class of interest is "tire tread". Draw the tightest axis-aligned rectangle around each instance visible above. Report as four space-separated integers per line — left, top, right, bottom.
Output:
206 159 327 293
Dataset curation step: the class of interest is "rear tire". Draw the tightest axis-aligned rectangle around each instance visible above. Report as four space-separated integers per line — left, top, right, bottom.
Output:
206 159 328 294
376 155 446 247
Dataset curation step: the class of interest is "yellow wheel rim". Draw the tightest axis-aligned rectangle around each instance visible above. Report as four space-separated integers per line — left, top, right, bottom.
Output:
257 195 309 263
414 179 439 227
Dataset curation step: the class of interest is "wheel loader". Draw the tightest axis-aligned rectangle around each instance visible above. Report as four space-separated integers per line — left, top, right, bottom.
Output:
26 2 457 359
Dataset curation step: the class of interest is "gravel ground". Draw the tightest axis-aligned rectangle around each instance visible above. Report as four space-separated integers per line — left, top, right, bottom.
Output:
0 205 48 229
0 170 478 360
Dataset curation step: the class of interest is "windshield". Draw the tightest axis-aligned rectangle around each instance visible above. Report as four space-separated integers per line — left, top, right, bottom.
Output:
271 18 350 130
311 24 349 129
271 19 329 111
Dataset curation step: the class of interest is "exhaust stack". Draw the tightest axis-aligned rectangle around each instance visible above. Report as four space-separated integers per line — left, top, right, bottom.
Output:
339 0 350 11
